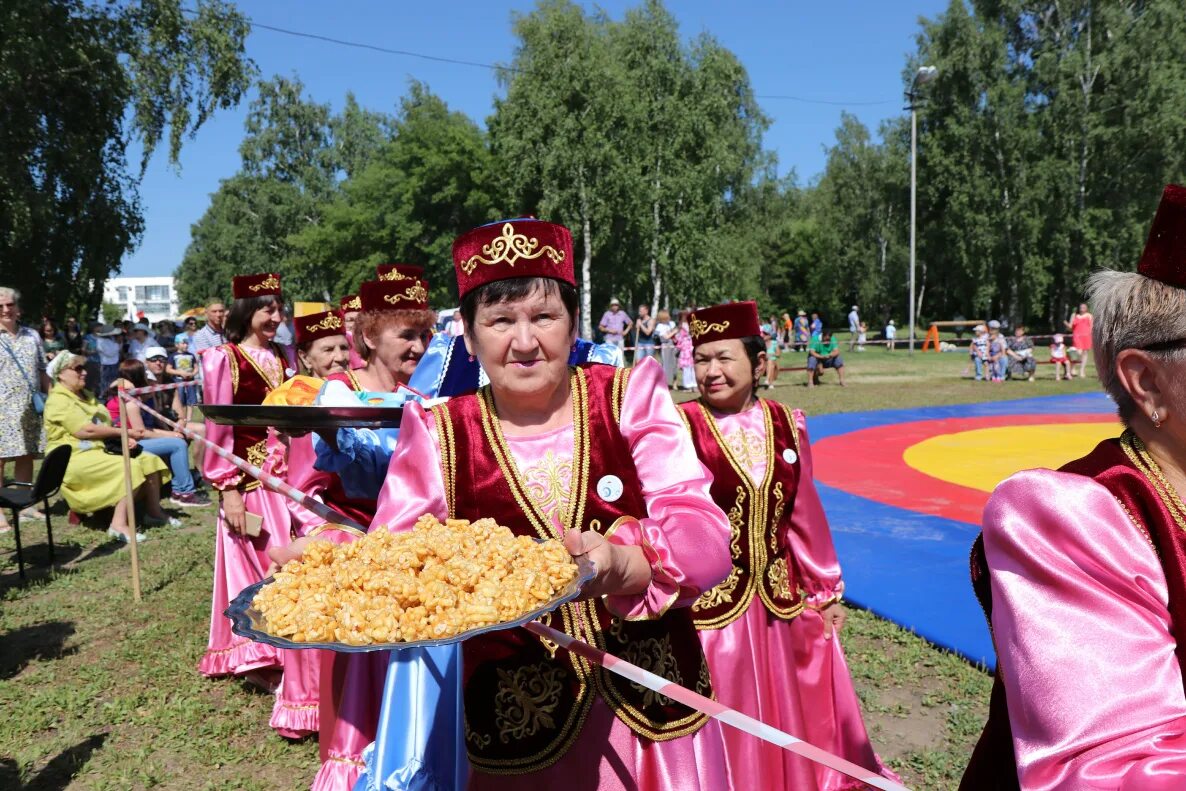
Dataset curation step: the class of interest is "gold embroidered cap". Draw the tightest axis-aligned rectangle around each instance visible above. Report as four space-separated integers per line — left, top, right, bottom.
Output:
232 272 282 299
452 219 574 298
360 278 430 312
688 301 761 347
295 310 346 346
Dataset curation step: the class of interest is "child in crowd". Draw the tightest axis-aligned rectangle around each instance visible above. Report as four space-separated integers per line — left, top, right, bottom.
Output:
1050 333 1073 381
764 330 780 388
884 319 897 351
971 324 990 380
168 336 201 424
857 320 868 351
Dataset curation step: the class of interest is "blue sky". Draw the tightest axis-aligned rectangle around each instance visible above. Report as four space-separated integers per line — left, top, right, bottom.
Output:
122 0 949 278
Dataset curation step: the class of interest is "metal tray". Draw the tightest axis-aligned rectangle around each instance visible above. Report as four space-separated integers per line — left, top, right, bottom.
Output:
225 553 595 652
201 404 403 429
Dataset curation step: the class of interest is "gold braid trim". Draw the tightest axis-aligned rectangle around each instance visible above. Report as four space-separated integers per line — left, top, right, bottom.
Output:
1120 430 1186 533
460 223 566 276
430 403 456 517
306 523 366 540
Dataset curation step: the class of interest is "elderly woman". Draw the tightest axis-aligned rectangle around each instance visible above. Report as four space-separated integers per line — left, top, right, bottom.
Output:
0 287 48 532
41 353 173 543
681 301 895 789
279 219 733 790
963 185 1186 789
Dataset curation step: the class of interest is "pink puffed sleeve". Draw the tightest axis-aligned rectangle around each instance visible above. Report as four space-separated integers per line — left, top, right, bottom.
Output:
284 434 329 535
201 346 242 490
785 409 843 606
984 469 1186 790
606 357 731 620
369 402 448 534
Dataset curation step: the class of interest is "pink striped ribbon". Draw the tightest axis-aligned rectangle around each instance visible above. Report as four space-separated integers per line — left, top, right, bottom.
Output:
123 380 193 396
118 393 366 532
524 621 909 791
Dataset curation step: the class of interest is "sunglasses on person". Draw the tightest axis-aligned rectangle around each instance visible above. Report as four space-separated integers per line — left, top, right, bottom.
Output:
147 356 167 363
1139 337 1186 353
65 363 87 372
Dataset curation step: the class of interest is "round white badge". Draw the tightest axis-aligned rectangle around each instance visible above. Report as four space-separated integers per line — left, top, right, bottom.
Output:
597 475 624 503
782 448 798 465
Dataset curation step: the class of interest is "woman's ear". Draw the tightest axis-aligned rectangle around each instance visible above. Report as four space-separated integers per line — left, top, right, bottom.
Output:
1115 349 1163 419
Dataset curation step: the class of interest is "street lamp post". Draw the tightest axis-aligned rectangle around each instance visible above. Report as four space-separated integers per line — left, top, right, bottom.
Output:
906 65 937 354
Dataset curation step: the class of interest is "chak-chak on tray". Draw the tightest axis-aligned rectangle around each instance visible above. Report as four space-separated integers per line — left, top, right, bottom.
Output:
226 515 596 652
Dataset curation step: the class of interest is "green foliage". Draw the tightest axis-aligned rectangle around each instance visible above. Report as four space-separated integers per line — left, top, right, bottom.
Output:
175 75 397 306
0 0 253 323
101 302 126 325
286 82 501 304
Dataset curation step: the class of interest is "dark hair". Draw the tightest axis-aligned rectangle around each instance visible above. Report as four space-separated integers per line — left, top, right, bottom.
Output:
459 277 579 335
225 295 282 344
740 335 766 387
117 358 149 389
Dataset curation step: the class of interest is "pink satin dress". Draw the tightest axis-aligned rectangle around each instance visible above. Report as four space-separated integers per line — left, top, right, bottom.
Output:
699 405 894 790
370 358 732 790
984 469 1186 790
285 434 386 790
198 344 317 739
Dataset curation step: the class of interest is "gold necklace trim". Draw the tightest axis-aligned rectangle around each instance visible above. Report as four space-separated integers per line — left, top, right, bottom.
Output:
1120 430 1186 533
431 403 457 517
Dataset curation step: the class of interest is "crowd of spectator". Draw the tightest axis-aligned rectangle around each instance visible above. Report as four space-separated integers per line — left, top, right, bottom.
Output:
0 288 231 536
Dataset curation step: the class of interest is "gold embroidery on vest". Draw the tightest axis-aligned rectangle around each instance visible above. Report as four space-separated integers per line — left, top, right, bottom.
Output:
535 612 560 659
493 662 566 743
769 480 786 554
245 439 268 469
696 656 713 695
767 557 793 600
465 722 492 750
693 565 742 611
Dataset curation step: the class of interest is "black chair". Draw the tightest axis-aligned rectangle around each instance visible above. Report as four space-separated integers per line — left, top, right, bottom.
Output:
0 444 72 580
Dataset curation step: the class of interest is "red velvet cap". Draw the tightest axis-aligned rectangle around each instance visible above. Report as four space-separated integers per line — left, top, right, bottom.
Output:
340 294 362 312
376 263 425 283
360 279 430 312
295 310 346 346
232 273 282 300
1138 184 1186 288
452 219 573 298
688 301 762 347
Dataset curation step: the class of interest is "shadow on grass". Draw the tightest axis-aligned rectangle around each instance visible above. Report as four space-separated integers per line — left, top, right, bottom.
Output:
0 621 77 679
0 732 108 790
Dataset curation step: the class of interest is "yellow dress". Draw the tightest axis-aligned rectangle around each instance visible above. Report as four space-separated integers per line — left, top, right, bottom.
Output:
43 384 170 514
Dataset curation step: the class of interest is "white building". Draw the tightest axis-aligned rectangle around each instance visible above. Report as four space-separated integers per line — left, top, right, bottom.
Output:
103 276 180 323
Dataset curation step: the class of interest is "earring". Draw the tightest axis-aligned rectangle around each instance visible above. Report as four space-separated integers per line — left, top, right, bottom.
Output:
468 354 475 363
1152 410 1162 428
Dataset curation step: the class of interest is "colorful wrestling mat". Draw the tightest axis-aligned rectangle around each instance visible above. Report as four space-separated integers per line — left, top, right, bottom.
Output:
806 393 1118 669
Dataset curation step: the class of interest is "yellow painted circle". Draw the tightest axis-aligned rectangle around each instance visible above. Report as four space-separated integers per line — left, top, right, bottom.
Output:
903 423 1120 493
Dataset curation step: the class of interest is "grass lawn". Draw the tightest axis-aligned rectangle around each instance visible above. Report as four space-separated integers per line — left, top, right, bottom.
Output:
0 351 1104 789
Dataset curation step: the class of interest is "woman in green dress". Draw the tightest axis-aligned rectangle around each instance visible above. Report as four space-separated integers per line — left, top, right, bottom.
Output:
42 353 175 542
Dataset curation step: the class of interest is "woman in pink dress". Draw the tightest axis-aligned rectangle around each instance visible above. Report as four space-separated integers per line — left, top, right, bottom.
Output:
278 219 734 789
679 301 896 790
199 273 296 695
288 279 434 791
963 184 1186 789
1066 301 1094 379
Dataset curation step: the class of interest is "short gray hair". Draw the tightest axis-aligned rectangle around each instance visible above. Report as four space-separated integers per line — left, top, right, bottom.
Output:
1087 270 1186 423
0 287 19 304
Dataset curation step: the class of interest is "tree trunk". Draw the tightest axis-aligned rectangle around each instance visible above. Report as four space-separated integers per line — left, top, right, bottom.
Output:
650 194 662 314
578 168 593 341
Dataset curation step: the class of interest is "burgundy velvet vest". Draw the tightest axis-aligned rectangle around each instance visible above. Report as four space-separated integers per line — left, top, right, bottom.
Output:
431 364 713 775
961 432 1186 790
221 343 286 492
319 370 377 524
678 399 806 629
